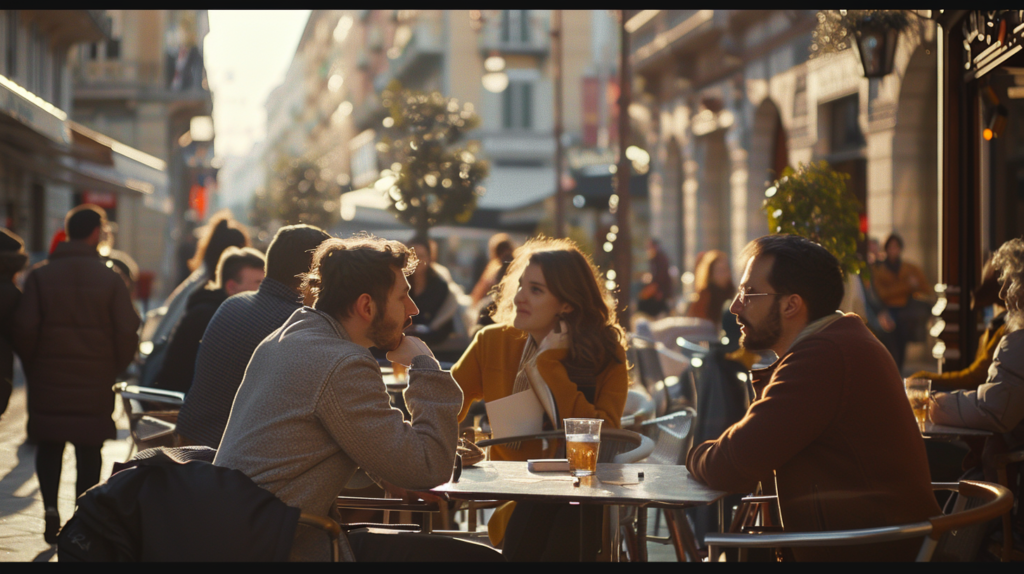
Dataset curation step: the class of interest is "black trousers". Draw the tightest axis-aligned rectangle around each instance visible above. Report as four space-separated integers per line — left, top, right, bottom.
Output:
35 441 102 509
502 501 603 561
346 531 505 562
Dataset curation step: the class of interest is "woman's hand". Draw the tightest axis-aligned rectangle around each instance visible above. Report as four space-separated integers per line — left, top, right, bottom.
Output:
538 320 570 354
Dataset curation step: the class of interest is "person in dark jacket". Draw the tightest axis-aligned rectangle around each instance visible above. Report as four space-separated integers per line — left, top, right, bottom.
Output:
14 204 140 544
0 227 27 419
406 239 454 346
174 224 330 448
153 247 265 394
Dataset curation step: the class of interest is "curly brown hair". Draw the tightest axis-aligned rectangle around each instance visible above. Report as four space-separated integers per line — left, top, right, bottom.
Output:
490 236 627 372
301 233 417 321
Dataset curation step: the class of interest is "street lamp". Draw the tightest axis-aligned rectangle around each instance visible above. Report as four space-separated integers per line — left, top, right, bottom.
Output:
481 51 509 93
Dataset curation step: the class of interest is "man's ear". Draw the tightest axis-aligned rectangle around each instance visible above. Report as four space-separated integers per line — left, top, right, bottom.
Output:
224 278 240 297
781 293 806 320
353 292 376 322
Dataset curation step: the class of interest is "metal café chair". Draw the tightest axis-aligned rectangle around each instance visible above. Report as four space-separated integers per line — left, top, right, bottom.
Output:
628 333 699 417
112 381 185 459
625 407 700 562
704 480 1014 562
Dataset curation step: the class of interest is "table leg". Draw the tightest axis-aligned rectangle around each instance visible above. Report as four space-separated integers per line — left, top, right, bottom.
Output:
610 505 621 561
636 506 648 562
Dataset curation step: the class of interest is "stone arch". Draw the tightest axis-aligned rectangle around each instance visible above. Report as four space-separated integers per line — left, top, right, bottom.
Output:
747 98 787 244
694 130 730 256
892 43 939 285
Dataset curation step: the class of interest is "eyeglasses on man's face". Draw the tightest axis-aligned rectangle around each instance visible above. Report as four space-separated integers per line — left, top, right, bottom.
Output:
735 286 785 306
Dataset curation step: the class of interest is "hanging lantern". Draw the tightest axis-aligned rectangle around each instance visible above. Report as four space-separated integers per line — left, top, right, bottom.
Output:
850 22 899 78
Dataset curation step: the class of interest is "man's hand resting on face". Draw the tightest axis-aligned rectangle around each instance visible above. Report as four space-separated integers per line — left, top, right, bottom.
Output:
386 334 435 367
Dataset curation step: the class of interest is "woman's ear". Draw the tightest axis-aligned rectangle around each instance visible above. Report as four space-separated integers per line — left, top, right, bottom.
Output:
560 303 574 317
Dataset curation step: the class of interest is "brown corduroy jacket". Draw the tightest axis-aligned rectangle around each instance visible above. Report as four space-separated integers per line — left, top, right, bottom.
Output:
687 314 941 561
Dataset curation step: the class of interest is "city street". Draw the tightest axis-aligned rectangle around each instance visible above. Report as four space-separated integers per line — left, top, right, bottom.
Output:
0 366 131 562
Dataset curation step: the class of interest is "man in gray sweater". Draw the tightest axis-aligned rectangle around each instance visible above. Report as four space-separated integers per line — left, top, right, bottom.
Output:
213 234 501 562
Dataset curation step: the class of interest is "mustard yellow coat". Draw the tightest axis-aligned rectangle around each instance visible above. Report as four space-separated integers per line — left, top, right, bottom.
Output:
451 324 628 462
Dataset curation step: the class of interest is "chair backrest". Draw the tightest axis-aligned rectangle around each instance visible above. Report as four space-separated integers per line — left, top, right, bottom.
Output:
640 408 696 467
599 428 655 464
629 334 670 417
476 428 654 464
702 480 1013 562
620 387 656 430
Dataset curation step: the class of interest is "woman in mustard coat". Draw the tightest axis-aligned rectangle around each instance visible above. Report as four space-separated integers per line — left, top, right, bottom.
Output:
451 236 629 560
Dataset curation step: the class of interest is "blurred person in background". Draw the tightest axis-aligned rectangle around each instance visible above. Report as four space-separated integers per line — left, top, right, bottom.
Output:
873 233 934 371
139 211 250 387
14 205 139 544
405 239 454 347
686 249 736 330
0 228 27 419
471 234 516 332
931 238 1024 483
152 247 265 394
451 236 629 561
638 238 673 318
174 224 330 448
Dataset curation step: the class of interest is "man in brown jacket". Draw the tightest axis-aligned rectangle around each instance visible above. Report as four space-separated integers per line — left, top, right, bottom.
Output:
687 234 940 561
14 204 140 544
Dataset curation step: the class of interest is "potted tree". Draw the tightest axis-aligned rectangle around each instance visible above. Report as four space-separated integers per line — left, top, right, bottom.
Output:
763 161 872 317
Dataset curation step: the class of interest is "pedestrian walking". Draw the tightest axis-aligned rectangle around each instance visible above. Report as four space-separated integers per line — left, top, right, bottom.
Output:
0 228 27 419
13 205 140 544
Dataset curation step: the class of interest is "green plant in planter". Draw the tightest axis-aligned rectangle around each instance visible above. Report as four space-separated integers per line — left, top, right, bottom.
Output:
810 10 912 57
763 161 865 277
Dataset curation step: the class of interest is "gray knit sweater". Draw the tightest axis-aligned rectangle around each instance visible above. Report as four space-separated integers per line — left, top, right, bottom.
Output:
213 307 463 561
175 277 302 448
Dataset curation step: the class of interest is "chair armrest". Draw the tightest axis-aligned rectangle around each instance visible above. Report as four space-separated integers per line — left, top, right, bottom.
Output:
704 522 933 549
477 430 565 447
298 513 351 562
741 495 777 504
335 497 441 513
928 480 1013 538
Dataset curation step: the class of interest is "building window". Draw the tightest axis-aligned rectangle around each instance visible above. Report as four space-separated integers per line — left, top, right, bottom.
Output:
501 10 530 45
502 81 533 130
5 10 16 77
828 95 863 153
52 48 63 106
106 39 121 60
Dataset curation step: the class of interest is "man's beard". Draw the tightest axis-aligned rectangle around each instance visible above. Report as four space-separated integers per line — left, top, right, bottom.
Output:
738 298 782 351
367 311 411 352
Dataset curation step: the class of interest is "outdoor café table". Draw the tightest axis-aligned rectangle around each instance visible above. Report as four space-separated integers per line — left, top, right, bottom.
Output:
429 460 728 561
921 420 993 441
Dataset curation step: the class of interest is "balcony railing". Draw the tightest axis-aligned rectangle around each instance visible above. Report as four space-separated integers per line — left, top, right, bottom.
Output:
74 60 162 87
478 12 550 56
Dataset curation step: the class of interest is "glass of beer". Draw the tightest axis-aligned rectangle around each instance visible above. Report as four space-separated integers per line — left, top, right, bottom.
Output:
904 378 932 432
564 418 602 477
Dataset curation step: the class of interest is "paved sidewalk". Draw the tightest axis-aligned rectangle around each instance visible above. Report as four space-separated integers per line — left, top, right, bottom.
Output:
0 364 131 562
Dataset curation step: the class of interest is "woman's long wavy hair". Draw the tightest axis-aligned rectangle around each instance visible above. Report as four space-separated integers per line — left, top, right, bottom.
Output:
693 249 735 325
993 237 1024 333
491 237 627 371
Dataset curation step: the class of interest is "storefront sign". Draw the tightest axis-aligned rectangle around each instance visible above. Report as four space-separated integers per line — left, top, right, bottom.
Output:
962 10 1024 81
